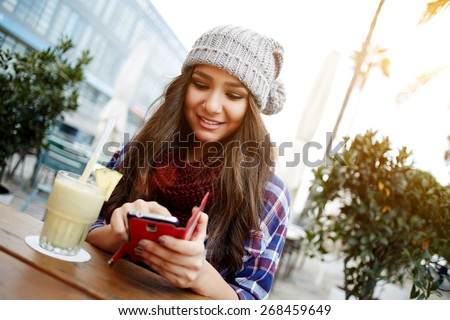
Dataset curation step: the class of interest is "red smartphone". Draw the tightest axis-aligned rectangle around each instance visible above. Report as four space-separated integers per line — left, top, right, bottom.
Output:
108 192 209 266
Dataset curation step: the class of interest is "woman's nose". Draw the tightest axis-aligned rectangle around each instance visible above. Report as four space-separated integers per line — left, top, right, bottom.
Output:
203 92 222 114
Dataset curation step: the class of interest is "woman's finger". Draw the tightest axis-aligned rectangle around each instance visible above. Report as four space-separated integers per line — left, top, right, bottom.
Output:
136 240 204 288
109 199 173 241
109 207 129 241
138 238 202 263
190 211 208 242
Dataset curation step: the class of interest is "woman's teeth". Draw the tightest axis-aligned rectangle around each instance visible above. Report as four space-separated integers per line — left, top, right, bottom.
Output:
202 117 221 125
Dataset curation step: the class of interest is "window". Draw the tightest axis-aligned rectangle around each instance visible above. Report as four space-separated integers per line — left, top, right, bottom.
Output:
92 0 106 17
14 0 46 29
0 29 30 54
100 0 117 24
35 0 58 36
48 2 69 43
1 0 18 12
113 4 136 42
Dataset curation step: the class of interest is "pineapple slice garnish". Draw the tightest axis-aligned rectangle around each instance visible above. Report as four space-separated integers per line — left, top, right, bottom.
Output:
95 167 123 201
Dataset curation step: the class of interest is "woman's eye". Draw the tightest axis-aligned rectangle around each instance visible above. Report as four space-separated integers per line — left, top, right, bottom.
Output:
227 92 243 100
192 81 208 90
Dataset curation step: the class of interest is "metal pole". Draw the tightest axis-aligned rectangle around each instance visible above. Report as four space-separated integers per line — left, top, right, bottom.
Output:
299 0 386 220
329 0 386 147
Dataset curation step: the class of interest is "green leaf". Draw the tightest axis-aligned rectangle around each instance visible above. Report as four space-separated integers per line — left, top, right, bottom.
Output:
301 130 450 300
0 37 91 169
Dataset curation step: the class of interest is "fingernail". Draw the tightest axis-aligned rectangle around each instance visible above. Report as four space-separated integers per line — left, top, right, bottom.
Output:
134 246 143 255
138 240 147 247
158 236 167 245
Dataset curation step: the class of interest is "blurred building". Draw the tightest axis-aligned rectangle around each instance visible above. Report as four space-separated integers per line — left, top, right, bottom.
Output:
0 0 186 145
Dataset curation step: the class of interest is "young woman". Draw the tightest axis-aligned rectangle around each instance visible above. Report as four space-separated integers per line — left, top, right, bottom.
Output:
87 25 290 300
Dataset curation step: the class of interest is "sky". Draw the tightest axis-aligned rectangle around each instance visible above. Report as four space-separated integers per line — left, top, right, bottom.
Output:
151 0 450 210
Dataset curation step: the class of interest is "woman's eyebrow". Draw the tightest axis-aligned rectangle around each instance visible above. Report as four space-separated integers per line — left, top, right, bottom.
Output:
226 81 247 89
193 70 246 89
193 69 212 80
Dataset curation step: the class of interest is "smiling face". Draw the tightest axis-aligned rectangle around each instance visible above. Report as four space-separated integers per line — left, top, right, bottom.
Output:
184 64 249 146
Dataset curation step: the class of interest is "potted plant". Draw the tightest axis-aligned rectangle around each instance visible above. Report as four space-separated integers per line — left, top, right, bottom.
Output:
0 37 91 185
302 130 450 299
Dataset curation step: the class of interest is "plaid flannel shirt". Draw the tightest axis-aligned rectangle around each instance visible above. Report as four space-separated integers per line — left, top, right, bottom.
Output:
224 174 290 299
89 147 290 299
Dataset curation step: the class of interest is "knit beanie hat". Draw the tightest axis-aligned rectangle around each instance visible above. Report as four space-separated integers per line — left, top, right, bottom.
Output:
182 25 286 115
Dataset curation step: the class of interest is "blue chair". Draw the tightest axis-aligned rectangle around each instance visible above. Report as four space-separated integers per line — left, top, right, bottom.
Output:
21 139 89 211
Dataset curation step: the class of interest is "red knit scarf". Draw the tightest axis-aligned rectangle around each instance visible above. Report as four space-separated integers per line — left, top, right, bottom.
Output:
150 149 221 226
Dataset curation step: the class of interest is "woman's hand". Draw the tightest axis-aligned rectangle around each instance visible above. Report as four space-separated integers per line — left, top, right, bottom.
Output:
134 207 209 289
109 199 172 242
86 199 172 253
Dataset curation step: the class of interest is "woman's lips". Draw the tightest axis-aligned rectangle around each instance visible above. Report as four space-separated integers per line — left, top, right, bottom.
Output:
198 115 224 130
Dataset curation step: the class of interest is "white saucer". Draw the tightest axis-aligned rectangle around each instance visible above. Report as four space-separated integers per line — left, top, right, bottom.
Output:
25 235 91 262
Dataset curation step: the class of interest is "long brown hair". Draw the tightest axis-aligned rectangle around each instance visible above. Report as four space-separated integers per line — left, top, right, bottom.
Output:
103 66 275 276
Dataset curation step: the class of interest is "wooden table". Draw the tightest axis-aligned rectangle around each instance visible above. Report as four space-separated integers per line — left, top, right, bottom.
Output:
0 203 209 300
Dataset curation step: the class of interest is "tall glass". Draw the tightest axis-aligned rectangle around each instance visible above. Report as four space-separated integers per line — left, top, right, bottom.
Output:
39 170 105 256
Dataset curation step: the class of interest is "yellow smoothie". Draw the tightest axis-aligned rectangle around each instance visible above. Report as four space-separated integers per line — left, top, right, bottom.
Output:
39 171 105 255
